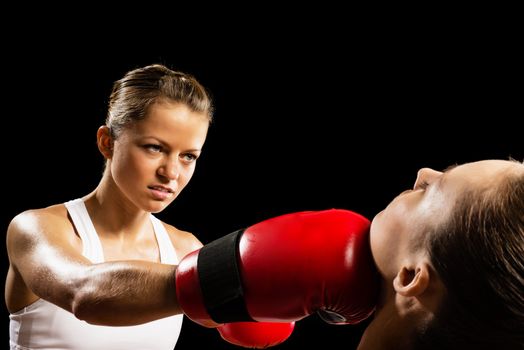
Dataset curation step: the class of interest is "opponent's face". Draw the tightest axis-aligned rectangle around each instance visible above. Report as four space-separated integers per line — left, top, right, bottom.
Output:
111 101 209 213
370 159 521 281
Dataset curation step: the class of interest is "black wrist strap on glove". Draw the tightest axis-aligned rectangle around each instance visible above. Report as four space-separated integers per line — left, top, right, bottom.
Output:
197 229 254 323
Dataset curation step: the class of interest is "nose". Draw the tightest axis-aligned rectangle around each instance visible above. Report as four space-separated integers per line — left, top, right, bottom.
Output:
414 167 442 190
158 157 180 181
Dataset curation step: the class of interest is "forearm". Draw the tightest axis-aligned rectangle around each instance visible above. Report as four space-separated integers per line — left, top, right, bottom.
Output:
71 261 181 326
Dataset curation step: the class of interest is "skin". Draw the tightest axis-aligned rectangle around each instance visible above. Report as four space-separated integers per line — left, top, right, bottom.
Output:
5 100 209 326
358 159 524 349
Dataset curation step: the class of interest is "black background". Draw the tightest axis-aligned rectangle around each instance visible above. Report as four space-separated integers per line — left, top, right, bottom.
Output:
2 18 522 349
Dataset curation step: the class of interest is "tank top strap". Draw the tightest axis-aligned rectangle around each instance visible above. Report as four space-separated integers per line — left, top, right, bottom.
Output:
150 215 179 265
64 199 105 263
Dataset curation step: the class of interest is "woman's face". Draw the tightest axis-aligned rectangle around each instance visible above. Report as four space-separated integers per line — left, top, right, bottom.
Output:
110 100 209 213
370 159 519 281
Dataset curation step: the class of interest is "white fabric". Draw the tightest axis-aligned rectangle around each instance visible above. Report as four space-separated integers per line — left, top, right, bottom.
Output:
9 198 183 350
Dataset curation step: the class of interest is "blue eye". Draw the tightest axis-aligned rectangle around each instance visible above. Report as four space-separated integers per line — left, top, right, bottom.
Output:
145 144 162 152
182 153 198 162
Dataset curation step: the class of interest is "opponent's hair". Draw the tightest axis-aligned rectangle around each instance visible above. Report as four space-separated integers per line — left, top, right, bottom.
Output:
106 64 213 139
414 167 524 349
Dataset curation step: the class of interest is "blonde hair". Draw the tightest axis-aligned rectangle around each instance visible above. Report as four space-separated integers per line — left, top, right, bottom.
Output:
106 64 213 139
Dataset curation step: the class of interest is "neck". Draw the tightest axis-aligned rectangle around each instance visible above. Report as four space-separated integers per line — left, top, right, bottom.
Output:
83 177 151 239
357 283 415 350
357 303 413 350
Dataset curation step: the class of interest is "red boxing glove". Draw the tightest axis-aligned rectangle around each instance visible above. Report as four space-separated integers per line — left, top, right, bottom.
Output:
176 209 378 328
217 322 295 349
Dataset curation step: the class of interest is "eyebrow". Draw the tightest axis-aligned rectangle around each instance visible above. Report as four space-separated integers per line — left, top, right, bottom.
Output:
436 164 458 188
143 136 202 153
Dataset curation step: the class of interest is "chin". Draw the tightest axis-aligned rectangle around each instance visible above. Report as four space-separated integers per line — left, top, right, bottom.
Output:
143 200 170 214
369 212 382 234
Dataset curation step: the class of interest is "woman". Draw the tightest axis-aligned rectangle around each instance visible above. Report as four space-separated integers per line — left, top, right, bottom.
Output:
359 159 524 349
6 64 212 349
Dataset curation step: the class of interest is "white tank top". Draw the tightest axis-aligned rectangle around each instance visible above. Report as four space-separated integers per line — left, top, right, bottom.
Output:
9 199 184 350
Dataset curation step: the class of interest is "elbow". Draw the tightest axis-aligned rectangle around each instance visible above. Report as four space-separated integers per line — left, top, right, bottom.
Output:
71 292 93 323
68 266 111 325
71 288 102 324
70 286 131 326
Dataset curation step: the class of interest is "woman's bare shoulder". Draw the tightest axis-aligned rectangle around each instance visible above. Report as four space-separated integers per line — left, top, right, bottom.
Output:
161 221 203 259
11 203 68 223
8 203 71 240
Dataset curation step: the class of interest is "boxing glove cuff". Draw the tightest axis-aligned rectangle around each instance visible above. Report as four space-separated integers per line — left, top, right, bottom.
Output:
197 229 254 323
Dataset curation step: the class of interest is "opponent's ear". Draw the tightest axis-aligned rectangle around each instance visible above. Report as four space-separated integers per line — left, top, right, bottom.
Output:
97 126 114 159
393 263 430 297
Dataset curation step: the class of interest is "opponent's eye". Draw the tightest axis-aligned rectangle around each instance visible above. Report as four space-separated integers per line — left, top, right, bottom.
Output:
415 180 429 191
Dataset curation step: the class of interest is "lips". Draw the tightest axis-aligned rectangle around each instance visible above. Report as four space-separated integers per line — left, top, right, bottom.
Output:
148 185 174 193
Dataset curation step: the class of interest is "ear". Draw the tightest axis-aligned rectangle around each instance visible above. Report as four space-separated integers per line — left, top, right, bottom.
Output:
97 126 114 159
393 263 431 297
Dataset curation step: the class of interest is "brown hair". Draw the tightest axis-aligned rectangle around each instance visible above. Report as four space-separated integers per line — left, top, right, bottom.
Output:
106 64 213 139
415 169 524 349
